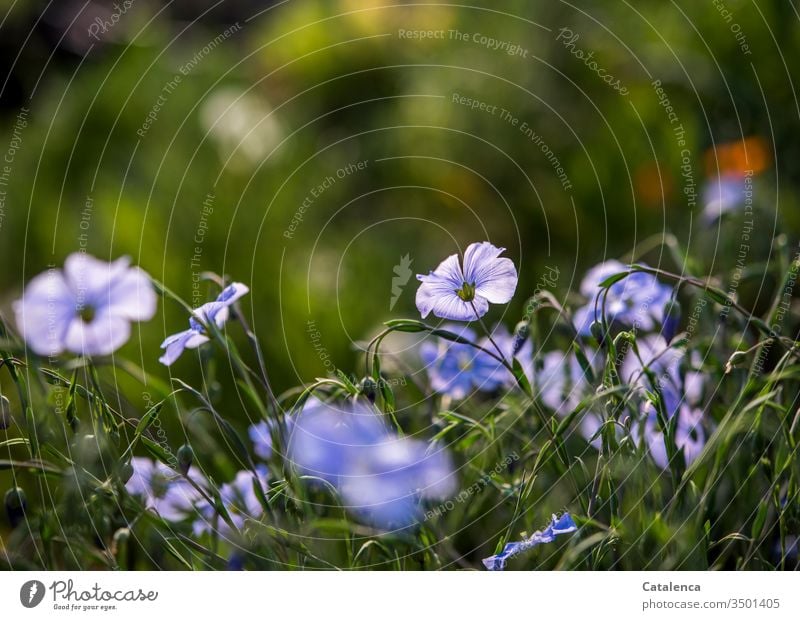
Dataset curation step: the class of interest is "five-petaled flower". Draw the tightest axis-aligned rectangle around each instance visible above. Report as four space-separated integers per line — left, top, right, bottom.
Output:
14 253 157 357
416 242 518 321
159 282 249 366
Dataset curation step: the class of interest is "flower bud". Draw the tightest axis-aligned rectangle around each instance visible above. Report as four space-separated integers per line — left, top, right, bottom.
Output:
512 321 529 355
725 350 748 374
359 377 378 403
662 299 681 342
112 527 130 567
119 461 134 484
177 444 194 475
4 486 27 527
0 395 11 430
589 320 606 346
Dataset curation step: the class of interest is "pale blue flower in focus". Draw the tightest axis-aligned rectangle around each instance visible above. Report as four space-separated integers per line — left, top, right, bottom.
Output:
159 282 249 366
416 242 517 321
287 398 456 529
125 457 205 522
572 260 672 336
483 513 577 570
14 253 157 357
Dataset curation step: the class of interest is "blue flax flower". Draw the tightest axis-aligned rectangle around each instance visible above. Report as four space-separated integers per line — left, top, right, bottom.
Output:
193 466 268 538
483 513 577 570
416 242 517 321
419 324 505 399
287 398 456 529
572 260 672 336
125 457 206 522
14 253 157 357
159 282 249 366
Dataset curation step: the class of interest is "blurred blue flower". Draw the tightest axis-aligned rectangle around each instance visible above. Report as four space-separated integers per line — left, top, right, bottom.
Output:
702 173 751 222
623 338 707 468
287 398 456 529
420 325 505 399
193 466 268 538
536 348 604 446
125 457 205 522
159 282 249 366
14 253 157 357
572 260 672 336
416 241 517 321
621 334 685 393
483 513 577 570
638 387 706 470
248 416 294 460
480 323 534 387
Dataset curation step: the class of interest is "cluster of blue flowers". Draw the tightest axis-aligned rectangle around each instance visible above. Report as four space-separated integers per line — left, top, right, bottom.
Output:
12 240 719 568
415 245 708 471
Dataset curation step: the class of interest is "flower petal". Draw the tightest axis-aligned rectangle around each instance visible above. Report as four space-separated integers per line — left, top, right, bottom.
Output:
159 329 198 366
462 242 518 304
217 282 249 305
432 291 487 321
415 253 466 319
106 266 157 321
63 311 131 356
13 268 75 356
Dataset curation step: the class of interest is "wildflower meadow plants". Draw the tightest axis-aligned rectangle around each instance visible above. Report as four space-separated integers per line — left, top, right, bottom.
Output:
1 238 800 572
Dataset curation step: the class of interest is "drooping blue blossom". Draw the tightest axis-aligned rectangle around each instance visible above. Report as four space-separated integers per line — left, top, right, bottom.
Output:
193 466 268 538
248 416 294 461
14 253 157 357
159 282 249 366
483 513 577 570
419 324 505 399
287 398 456 529
125 457 206 522
416 242 517 321
572 260 672 337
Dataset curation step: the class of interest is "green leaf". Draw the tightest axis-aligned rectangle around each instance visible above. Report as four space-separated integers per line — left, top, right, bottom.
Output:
751 499 770 540
383 319 428 332
598 271 630 288
135 400 164 436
